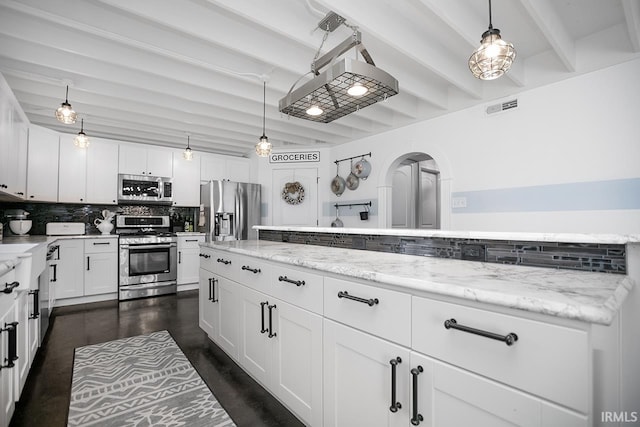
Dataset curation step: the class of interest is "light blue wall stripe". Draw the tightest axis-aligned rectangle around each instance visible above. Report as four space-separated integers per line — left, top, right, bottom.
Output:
323 199 378 216
452 178 640 213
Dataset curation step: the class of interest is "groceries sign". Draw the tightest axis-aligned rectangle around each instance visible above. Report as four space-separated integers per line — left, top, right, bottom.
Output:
269 151 320 164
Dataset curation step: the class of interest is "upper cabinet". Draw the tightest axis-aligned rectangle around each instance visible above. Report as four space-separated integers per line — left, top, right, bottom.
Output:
119 144 173 177
201 153 250 183
172 149 201 207
27 125 59 202
0 74 28 201
58 135 119 205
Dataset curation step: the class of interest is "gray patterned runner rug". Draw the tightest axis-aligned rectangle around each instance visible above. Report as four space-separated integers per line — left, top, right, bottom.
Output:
68 330 235 427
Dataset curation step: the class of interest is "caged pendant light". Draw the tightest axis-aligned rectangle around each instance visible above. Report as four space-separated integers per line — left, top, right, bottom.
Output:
255 81 272 157
55 85 77 124
183 135 193 160
73 118 89 148
468 0 516 80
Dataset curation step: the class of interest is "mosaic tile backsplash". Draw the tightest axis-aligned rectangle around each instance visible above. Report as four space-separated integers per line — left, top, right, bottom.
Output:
0 202 198 236
258 230 626 274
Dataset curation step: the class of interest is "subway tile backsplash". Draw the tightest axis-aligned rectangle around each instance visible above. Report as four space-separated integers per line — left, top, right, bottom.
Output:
0 202 197 236
258 230 626 274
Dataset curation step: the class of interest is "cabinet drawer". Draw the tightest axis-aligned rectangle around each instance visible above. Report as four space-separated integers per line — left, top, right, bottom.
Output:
324 277 411 346
178 235 204 249
200 248 236 276
412 297 589 413
84 238 118 253
234 255 271 293
270 265 323 314
199 247 217 272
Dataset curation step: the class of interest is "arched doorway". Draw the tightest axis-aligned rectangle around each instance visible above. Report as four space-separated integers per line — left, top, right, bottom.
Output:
388 153 440 229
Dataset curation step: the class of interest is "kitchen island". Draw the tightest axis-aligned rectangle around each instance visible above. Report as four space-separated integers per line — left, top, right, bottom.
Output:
199 230 639 427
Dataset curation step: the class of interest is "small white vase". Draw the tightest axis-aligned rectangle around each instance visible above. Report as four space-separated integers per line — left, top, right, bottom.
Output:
94 219 114 235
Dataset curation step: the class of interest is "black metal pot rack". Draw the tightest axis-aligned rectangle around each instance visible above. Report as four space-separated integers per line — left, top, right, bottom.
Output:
334 152 371 165
334 201 372 209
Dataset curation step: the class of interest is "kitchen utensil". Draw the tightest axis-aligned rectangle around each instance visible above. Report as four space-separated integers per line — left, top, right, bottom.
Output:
331 207 343 227
331 164 346 196
9 220 32 235
346 159 360 190
352 156 372 180
359 205 369 220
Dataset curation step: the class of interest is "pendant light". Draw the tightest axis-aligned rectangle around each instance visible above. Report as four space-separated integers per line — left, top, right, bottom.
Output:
305 94 323 116
468 0 516 80
73 118 89 148
183 135 193 161
255 81 272 157
55 85 77 124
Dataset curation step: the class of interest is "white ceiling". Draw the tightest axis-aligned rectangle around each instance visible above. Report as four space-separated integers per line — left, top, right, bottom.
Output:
1 0 639 157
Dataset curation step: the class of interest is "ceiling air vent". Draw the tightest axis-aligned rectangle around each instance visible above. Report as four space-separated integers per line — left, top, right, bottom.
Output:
486 98 518 115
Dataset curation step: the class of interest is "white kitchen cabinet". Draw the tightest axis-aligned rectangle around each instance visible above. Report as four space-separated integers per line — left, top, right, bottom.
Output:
26 125 59 202
199 267 218 338
323 318 410 427
0 74 28 201
58 134 88 204
54 239 85 300
85 138 119 205
172 150 201 206
26 288 39 378
84 239 118 296
214 276 240 360
119 144 173 177
200 153 250 183
177 235 204 285
0 268 16 427
14 290 30 398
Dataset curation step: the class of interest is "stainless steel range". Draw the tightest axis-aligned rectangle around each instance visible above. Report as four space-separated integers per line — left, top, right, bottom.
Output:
116 215 177 300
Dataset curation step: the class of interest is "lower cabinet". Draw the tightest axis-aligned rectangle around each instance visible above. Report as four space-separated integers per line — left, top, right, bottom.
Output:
177 235 204 285
55 239 84 299
0 286 16 427
198 267 218 338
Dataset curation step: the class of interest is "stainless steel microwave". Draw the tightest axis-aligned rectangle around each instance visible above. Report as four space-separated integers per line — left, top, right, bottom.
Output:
118 174 173 204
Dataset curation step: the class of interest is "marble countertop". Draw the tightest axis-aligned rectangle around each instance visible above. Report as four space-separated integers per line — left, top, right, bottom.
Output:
254 226 640 245
202 240 634 325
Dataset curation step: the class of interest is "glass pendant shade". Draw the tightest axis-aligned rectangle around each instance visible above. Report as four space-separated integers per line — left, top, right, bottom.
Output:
55 86 77 124
468 29 516 80
347 81 368 97
255 81 272 157
256 135 272 157
183 135 193 160
74 119 89 148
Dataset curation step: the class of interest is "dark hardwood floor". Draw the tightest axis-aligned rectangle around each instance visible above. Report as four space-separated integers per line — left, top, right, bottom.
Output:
9 290 304 427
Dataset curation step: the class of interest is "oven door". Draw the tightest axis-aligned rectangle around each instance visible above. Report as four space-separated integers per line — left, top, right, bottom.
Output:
119 242 177 287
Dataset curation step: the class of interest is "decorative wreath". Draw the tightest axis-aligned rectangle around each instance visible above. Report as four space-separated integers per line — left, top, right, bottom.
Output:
282 181 305 205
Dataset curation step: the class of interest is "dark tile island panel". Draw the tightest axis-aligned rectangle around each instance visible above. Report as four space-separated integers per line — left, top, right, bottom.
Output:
0 202 198 236
258 230 626 274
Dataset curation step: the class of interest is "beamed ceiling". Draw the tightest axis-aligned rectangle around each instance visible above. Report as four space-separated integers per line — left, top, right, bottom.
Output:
1 0 639 157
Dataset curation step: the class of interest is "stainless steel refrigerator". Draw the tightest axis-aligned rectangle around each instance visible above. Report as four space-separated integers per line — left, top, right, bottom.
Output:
199 180 261 241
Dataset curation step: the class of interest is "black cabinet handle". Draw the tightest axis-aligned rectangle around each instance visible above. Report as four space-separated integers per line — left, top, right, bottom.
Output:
29 290 39 319
178 251 182 264
337 291 379 307
2 281 19 294
87 256 91 271
186 239 199 242
268 304 277 338
242 266 261 274
444 318 518 346
51 264 57 282
15 192 24 195
278 275 305 286
217 258 231 265
1 322 19 369
92 242 111 246
389 357 402 413
260 301 269 334
208 278 213 301
410 366 424 425
211 278 218 303
199 253 211 259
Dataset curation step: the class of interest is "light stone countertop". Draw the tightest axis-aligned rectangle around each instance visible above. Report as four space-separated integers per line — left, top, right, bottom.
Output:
202 239 635 326
254 226 640 245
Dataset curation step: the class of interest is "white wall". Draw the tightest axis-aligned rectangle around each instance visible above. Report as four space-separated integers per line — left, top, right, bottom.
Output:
258 59 640 234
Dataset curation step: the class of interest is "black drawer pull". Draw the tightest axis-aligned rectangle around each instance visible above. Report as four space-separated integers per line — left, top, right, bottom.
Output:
2 281 19 294
389 357 402 413
217 258 231 265
337 291 379 307
1 322 19 369
29 290 40 319
260 301 269 334
199 253 211 258
444 318 518 346
92 242 111 245
268 304 277 338
185 239 199 242
278 275 305 286
242 266 261 274
410 366 424 425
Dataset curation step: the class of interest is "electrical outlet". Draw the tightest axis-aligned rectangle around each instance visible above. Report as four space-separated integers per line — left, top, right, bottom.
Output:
452 197 467 208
